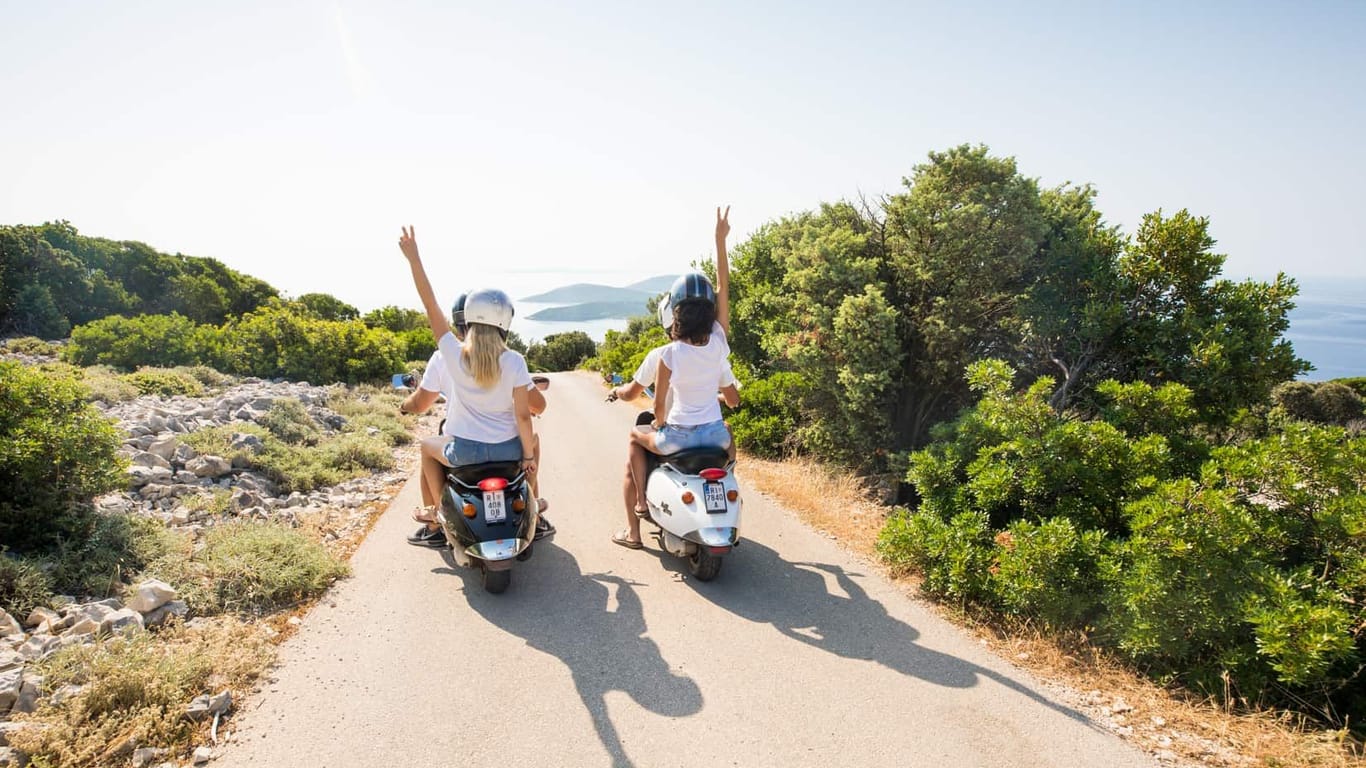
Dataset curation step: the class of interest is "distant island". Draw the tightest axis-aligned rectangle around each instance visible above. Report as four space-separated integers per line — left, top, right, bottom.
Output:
522 275 675 322
526 301 652 321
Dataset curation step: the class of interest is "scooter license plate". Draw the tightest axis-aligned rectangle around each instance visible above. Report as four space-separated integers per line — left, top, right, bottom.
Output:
483 491 506 523
703 482 727 513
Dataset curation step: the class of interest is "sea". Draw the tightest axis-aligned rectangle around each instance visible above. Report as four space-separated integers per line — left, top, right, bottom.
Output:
1283 277 1366 381
488 270 1366 381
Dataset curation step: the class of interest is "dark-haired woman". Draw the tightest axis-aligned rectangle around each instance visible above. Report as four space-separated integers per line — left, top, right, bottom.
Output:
613 207 740 550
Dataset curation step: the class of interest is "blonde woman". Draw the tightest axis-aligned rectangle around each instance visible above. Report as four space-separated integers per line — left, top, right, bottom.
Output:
398 226 541 547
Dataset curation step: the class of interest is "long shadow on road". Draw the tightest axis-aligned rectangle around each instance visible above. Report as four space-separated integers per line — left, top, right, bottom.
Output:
438 545 700 768
666 537 1102 731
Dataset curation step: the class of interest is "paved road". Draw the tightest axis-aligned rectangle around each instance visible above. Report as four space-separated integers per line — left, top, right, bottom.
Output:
216 371 1152 768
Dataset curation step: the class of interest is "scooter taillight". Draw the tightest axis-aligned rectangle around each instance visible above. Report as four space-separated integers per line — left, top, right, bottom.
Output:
698 468 727 481
478 477 509 491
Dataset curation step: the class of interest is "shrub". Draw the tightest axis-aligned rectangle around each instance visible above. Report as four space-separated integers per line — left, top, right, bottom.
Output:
3 336 57 356
0 361 125 550
172 364 233 389
259 399 321 446
79 364 139 402
64 313 218 370
878 508 993 607
48 513 187 601
195 522 348 614
0 552 55 619
1313 382 1365 425
989 517 1104 629
728 370 807 457
122 367 205 398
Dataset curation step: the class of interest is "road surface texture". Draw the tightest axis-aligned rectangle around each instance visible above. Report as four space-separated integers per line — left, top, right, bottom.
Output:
216 371 1153 768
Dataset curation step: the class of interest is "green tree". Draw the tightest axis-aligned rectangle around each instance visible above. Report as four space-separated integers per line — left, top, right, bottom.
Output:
526 331 597 372
293 292 360 322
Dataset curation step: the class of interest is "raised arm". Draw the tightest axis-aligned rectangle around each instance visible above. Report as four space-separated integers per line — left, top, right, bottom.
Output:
398 226 452 341
715 205 731 335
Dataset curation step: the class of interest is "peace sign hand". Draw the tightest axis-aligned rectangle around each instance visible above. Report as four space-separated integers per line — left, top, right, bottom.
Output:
715 205 730 242
398 226 420 262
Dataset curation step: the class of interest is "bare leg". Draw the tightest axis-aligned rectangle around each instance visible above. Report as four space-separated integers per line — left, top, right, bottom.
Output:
621 458 642 544
420 437 454 530
530 434 542 501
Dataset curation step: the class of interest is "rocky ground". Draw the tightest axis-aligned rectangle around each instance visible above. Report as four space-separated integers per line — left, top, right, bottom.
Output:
0 376 416 767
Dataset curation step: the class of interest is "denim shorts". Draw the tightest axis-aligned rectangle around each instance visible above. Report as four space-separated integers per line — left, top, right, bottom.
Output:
444 435 523 467
654 419 731 455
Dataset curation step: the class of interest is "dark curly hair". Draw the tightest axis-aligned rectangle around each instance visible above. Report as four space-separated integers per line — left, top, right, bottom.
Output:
671 301 716 345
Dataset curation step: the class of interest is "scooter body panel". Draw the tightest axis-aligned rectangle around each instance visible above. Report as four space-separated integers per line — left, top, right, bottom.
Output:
645 462 742 553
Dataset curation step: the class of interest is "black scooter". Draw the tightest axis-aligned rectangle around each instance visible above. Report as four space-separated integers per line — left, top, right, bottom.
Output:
393 373 550 594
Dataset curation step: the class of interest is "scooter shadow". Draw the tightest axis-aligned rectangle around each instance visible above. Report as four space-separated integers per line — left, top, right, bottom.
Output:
646 536 1103 733
433 544 701 768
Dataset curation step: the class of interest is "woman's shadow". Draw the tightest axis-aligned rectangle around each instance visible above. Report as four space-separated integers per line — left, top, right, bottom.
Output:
438 545 700 768
664 538 1100 730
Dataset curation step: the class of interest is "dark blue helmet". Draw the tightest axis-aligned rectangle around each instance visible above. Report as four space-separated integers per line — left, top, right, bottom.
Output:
669 272 715 311
451 292 469 334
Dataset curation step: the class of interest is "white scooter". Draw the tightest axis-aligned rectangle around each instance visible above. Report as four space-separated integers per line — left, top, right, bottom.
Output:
628 410 742 581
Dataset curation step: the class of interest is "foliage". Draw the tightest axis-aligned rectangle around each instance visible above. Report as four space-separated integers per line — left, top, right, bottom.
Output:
585 314 668 380
0 221 277 336
725 145 1306 469
77 365 140 403
64 313 218 370
990 517 1105 629
0 361 124 550
122 367 206 398
526 330 597 372
3 336 58 356
0 552 54 619
291 292 359 321
190 522 348 615
259 399 321 445
727 369 806 457
885 358 1366 723
47 513 187 602
11 618 274 768
1272 380 1366 426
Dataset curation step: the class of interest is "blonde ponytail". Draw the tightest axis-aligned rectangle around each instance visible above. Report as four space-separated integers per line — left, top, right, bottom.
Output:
463 324 507 388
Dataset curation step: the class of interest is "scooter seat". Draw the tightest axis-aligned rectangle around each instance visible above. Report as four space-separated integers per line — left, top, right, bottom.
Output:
658 447 730 474
448 461 523 486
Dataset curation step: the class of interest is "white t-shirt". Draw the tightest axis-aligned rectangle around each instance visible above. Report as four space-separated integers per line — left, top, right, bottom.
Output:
658 322 734 426
419 349 460 437
436 332 533 443
633 339 736 415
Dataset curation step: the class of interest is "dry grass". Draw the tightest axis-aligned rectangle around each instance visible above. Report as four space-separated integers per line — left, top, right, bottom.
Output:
9 617 274 768
738 449 1365 768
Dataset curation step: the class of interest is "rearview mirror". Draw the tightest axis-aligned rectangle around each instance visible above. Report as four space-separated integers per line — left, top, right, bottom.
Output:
532 375 550 391
392 373 416 389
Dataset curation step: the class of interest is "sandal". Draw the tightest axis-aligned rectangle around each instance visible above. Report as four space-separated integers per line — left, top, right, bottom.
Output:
611 530 643 550
411 506 437 524
537 498 550 514
633 505 649 519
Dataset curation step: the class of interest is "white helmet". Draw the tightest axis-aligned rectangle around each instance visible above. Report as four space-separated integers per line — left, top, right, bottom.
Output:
657 292 673 330
462 288 515 333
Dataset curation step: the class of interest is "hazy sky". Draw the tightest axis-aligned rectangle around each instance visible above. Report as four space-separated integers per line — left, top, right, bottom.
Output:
2 1 1363 311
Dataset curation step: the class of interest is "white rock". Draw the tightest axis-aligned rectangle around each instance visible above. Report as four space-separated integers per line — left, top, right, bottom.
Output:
131 451 172 469
188 455 232 478
193 746 213 764
0 668 22 712
1109 698 1133 714
171 509 193 525
173 443 199 464
62 618 99 638
126 580 177 614
98 608 144 635
16 636 61 662
0 649 21 671
0 612 20 638
12 675 40 714
132 747 166 768
143 601 188 628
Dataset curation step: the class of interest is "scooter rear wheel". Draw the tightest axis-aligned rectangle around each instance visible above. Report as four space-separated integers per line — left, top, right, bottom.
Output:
481 567 511 594
687 547 723 581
